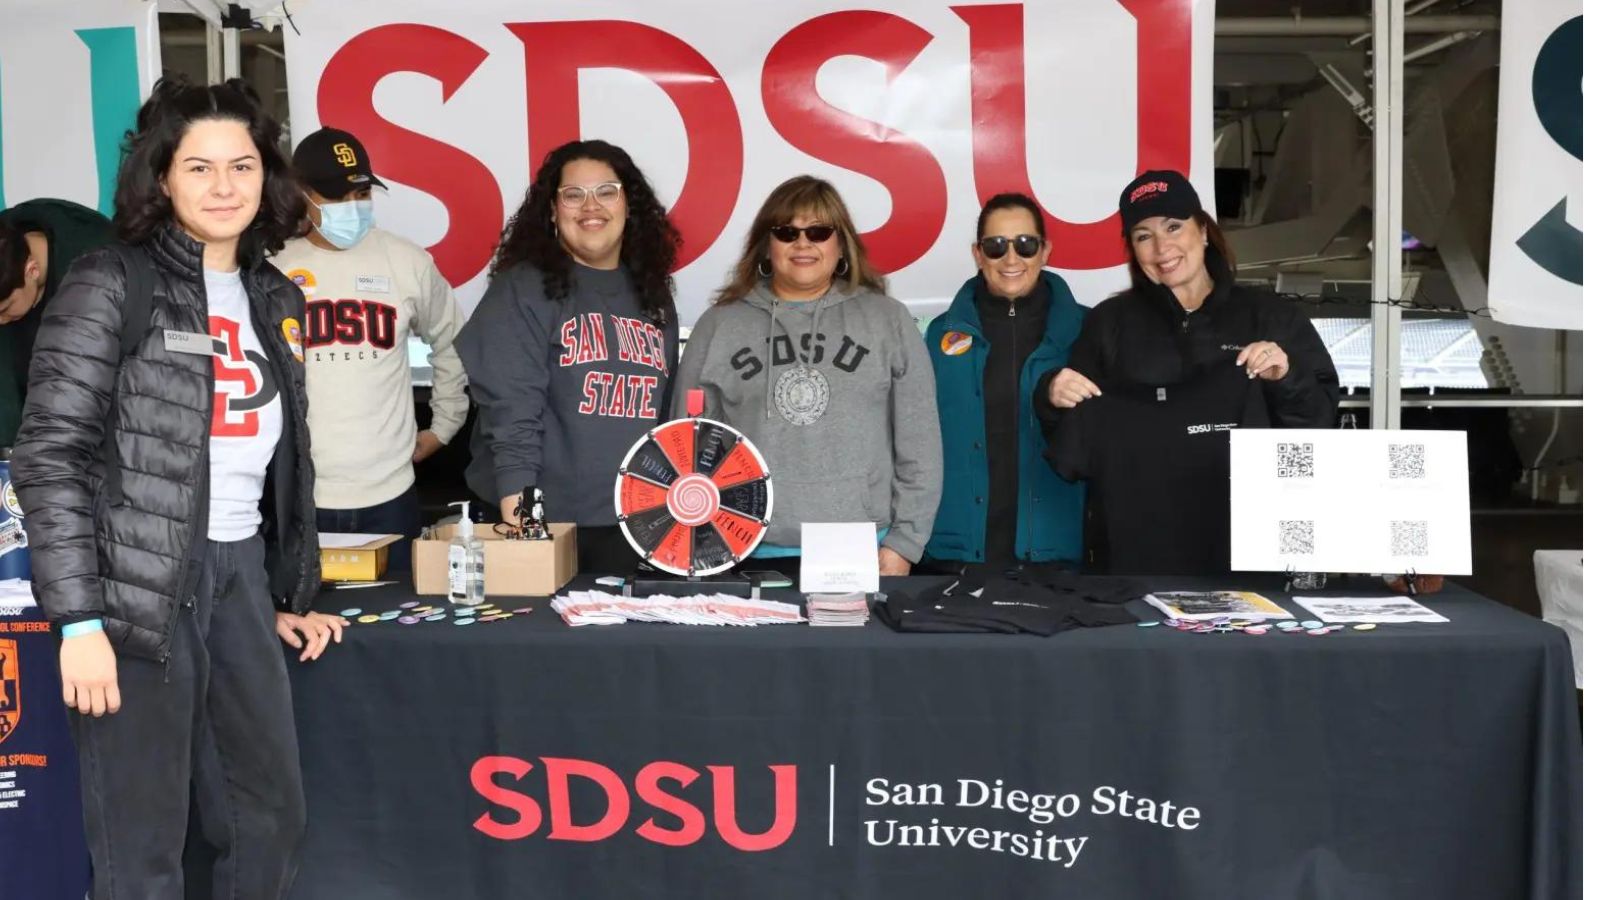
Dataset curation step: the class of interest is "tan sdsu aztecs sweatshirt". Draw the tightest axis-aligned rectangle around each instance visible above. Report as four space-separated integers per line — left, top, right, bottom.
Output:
273 228 468 509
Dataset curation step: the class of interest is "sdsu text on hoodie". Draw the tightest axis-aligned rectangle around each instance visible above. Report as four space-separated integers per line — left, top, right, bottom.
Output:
673 282 942 563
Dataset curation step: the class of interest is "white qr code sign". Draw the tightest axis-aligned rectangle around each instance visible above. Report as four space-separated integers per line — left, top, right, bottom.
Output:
1230 430 1471 575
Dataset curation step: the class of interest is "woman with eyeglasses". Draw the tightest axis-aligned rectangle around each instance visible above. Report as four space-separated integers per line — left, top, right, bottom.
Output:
458 140 680 574
673 175 941 576
921 193 1089 573
1034 170 1338 575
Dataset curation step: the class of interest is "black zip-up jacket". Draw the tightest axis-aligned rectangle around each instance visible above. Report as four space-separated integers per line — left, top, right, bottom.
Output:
1034 246 1340 430
13 224 320 662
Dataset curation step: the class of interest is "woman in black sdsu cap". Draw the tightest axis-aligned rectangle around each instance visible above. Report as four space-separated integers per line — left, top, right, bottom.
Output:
1033 169 1338 576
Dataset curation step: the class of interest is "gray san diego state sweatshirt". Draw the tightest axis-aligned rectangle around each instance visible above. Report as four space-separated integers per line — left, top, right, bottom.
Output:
673 282 942 562
457 262 677 525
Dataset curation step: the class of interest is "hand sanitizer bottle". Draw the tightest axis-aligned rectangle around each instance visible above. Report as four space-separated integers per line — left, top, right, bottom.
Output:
447 501 485 605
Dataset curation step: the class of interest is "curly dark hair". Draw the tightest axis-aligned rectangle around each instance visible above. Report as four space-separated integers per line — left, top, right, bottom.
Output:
492 140 680 324
112 76 304 266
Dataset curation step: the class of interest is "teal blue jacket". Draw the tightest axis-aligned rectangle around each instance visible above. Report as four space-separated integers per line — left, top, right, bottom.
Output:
923 271 1087 563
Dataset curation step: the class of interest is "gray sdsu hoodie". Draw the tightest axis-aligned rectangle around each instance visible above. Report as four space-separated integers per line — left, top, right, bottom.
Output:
673 281 942 562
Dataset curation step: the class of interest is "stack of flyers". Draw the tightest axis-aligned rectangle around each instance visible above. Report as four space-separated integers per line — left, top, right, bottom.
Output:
551 590 804 627
806 592 869 627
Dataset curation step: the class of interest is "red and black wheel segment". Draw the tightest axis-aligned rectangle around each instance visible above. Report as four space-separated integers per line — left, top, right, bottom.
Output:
652 419 697 477
615 418 773 576
711 441 766 489
623 437 680 489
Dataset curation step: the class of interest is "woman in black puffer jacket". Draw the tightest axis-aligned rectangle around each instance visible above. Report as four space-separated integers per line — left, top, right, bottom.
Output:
13 76 338 899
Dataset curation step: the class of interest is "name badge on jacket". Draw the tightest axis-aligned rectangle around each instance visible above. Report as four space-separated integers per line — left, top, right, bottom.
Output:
163 330 213 356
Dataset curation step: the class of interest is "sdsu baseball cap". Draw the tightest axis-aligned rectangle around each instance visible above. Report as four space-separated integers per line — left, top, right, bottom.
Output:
293 127 387 199
1118 170 1202 234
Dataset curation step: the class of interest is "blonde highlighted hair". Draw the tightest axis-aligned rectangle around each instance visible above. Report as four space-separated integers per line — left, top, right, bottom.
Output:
714 175 886 305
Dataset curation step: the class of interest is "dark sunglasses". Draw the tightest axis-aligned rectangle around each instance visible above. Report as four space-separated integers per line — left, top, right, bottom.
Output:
770 224 837 243
979 234 1043 260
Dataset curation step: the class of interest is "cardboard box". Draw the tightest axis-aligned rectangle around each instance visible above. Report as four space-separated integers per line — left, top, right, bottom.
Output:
320 534 403 582
413 521 578 597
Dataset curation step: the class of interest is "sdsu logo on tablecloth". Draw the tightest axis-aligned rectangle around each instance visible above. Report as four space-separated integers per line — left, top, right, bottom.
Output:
471 755 796 850
1 483 21 519
0 638 19 745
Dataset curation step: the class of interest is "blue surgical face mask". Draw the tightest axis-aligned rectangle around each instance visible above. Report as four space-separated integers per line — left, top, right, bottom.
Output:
310 197 373 249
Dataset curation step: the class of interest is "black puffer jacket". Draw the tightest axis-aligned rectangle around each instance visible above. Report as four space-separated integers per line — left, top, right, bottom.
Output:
13 224 319 662
1034 246 1340 430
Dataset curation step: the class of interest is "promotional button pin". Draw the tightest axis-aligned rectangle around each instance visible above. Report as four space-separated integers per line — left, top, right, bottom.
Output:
281 318 304 363
284 268 317 297
940 331 974 356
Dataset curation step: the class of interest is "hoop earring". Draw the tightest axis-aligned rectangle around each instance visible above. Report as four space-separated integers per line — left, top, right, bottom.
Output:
835 257 850 277
757 258 773 278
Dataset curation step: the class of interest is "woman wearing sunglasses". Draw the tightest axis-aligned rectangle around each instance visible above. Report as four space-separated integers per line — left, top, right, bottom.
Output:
674 175 940 576
1035 170 1338 575
458 139 680 573
922 193 1089 573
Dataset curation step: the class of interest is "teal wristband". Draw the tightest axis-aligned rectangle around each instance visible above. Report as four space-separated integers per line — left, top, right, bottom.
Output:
60 619 104 638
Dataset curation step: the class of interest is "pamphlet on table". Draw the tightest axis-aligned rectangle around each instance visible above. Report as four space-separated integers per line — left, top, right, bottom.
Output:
1144 591 1292 621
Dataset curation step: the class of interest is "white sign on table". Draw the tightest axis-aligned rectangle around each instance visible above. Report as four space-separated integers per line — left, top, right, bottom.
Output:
1229 429 1472 575
800 522 880 594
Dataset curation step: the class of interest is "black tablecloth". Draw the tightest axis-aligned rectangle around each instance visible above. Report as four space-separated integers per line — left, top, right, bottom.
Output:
287 577 1580 900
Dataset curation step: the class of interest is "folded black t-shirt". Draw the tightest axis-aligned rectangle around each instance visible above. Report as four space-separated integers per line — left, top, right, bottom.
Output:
875 572 1139 636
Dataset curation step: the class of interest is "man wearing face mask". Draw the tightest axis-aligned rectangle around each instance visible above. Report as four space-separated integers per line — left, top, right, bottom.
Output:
273 127 468 574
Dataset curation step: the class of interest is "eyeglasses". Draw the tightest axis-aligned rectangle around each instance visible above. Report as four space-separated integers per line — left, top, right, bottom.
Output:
978 234 1043 260
770 224 836 243
556 182 623 208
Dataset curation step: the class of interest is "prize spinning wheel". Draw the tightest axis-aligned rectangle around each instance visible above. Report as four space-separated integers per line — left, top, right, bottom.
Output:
614 417 773 576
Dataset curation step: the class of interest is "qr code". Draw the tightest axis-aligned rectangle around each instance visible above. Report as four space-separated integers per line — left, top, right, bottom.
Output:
1388 443 1426 479
1390 520 1428 557
1276 442 1314 478
1278 520 1315 555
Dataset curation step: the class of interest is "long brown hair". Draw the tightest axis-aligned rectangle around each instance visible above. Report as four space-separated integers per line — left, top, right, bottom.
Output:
714 175 886 305
1123 210 1235 290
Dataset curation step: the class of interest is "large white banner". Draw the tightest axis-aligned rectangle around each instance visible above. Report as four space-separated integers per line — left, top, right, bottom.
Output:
1486 2 1582 329
0 0 161 216
284 0 1214 323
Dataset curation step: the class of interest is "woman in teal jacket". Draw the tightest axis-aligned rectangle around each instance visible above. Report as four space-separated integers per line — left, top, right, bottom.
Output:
924 194 1087 570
